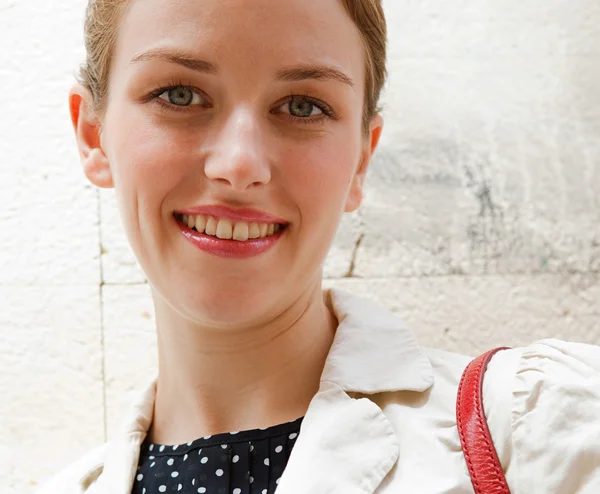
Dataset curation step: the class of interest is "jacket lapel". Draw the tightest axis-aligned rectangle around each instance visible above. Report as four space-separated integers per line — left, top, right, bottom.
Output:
276 290 434 493
90 379 157 493
275 381 400 494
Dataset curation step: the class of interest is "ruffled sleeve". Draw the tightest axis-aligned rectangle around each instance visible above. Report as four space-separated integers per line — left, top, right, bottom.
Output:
483 339 600 493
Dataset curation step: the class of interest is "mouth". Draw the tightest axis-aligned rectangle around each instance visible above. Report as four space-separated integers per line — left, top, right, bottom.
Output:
174 213 288 241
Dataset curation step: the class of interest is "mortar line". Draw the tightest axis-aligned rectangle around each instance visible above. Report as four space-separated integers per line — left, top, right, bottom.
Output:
97 189 108 442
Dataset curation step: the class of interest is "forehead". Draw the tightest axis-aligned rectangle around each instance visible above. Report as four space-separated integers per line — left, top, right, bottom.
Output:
113 0 365 84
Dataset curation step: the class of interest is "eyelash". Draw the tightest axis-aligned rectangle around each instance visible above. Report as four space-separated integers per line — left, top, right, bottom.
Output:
145 81 337 124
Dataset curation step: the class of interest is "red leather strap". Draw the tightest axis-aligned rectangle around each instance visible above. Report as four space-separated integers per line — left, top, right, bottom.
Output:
457 348 512 494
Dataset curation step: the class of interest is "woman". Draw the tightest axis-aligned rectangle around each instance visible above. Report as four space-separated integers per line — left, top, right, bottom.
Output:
40 0 600 492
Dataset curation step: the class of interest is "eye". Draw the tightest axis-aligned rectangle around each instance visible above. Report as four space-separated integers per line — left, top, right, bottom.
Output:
158 86 207 107
286 97 323 118
277 96 329 119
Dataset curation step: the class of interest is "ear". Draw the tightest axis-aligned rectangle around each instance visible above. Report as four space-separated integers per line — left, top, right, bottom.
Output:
69 83 114 188
344 113 383 212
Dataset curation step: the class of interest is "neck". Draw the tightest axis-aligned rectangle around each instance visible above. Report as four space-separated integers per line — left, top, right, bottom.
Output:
147 282 337 445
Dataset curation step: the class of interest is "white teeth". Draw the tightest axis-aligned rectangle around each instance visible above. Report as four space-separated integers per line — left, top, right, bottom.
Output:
205 217 218 236
233 222 250 241
259 224 268 238
216 219 233 240
248 223 260 239
195 215 207 233
187 215 195 229
268 224 275 236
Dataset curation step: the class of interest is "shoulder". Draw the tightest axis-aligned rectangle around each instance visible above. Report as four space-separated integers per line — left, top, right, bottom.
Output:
484 339 600 493
422 346 472 390
35 443 108 494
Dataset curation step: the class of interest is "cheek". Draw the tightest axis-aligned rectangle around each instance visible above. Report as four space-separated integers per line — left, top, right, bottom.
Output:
284 133 361 218
107 112 198 201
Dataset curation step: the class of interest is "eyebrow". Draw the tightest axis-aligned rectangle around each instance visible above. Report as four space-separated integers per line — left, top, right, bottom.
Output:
130 48 218 74
131 49 354 88
275 65 355 88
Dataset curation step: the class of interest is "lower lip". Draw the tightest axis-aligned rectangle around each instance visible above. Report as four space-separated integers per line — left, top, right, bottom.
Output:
175 217 285 259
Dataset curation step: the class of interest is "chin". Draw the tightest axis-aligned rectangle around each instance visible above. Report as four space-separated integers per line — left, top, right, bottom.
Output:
174 279 280 327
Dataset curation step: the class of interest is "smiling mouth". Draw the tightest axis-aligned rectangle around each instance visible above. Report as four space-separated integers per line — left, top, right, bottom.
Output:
174 213 287 241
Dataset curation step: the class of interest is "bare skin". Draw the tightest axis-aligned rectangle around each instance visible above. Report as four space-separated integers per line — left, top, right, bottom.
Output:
69 0 383 445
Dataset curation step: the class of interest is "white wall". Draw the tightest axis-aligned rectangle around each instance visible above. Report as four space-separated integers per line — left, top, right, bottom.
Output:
0 0 598 490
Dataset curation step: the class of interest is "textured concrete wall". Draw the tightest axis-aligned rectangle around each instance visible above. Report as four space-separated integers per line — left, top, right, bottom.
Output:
1 0 598 491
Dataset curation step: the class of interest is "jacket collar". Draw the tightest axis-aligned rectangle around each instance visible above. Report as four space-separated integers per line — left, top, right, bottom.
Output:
96 288 434 493
322 288 434 393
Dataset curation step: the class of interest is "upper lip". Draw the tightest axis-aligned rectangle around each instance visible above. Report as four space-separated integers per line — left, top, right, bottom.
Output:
175 205 288 224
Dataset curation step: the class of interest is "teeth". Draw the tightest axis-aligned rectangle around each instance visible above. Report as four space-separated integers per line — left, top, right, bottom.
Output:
216 219 233 240
249 223 260 239
180 214 283 241
195 215 207 233
233 222 250 241
205 216 218 236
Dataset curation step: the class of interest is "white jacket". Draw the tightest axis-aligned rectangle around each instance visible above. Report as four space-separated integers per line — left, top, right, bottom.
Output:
38 289 600 493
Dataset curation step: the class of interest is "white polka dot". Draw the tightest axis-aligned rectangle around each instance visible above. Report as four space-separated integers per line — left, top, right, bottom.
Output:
276 477 281 484
150 462 156 468
233 489 242 494
275 445 283 453
203 435 212 439
289 433 298 440
142 489 146 494
148 444 154 451
249 444 254 452
172 471 179 478
232 455 240 463
264 458 270 466
198 448 203 455
159 445 166 452
262 490 267 494
192 478 196 486
173 445 179 450
230 431 239 435
201 456 208 464
183 454 189 461
221 444 228 449
159 486 167 493
178 485 183 491
167 458 175 466
249 476 254 483
216 469 224 477
198 488 206 494
149 455 155 460
136 474 143 481
187 441 193 446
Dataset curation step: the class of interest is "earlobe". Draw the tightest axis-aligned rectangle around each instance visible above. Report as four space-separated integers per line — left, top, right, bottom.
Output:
344 114 384 213
69 84 114 189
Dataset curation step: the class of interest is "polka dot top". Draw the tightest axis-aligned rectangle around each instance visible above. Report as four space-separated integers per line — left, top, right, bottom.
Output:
131 416 303 494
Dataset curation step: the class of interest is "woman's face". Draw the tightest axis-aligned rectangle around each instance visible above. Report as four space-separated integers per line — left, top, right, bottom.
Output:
92 0 382 326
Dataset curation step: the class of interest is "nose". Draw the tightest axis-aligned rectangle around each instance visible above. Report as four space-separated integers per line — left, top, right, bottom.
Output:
204 108 272 190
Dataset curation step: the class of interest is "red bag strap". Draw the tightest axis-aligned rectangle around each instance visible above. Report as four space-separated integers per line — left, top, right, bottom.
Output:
456 347 512 494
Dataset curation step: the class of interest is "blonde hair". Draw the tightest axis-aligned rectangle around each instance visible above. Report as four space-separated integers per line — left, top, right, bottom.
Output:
79 0 387 132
